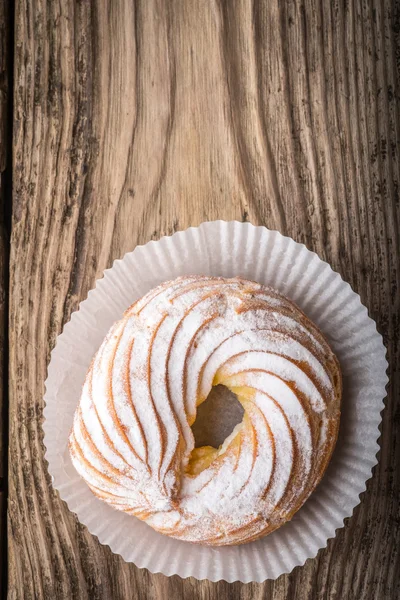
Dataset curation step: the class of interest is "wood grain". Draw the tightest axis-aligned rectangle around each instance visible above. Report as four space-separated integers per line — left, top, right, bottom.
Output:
0 0 9 474
0 0 10 595
8 0 400 598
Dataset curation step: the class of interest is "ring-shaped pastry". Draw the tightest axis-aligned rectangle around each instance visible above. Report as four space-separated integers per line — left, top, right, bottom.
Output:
69 276 341 545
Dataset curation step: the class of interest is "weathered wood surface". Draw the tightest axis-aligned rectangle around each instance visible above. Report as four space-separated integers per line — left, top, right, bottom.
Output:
0 0 10 596
8 0 400 598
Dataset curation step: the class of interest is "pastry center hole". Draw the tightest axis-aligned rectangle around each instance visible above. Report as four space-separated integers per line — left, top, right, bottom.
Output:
191 384 245 449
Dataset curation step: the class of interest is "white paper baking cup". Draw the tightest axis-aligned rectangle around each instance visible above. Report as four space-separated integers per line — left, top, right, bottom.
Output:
43 221 388 582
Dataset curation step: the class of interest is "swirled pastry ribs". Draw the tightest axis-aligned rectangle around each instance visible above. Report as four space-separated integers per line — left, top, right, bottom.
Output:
69 276 341 546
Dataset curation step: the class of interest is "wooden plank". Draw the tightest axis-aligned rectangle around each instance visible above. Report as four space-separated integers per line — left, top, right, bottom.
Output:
0 0 10 596
0 228 6 598
0 0 9 476
9 0 400 598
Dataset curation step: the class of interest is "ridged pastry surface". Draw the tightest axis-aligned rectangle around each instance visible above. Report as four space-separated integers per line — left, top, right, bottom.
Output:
69 276 341 546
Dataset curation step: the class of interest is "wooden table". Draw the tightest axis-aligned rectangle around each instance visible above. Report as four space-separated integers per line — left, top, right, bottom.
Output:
2 0 399 598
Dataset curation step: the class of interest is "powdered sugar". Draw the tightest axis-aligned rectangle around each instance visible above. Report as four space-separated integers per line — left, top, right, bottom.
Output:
69 275 341 545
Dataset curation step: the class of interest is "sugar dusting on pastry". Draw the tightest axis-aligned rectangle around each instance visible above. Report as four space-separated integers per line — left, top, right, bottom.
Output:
69 275 341 545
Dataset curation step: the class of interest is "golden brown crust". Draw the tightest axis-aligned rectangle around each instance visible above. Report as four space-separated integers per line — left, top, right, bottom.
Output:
69 275 341 545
